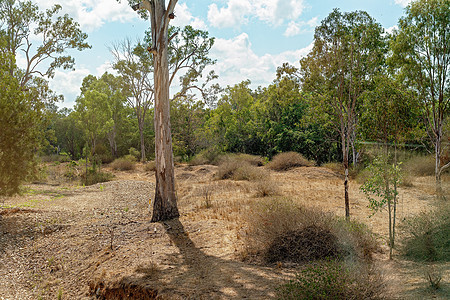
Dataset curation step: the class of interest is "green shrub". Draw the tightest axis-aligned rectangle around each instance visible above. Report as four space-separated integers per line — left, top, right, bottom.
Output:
277 260 385 300
267 152 314 171
189 148 224 166
128 147 140 161
81 169 114 186
399 205 450 262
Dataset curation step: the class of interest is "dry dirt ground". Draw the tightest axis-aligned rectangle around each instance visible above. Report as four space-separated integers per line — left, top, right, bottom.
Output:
0 163 449 299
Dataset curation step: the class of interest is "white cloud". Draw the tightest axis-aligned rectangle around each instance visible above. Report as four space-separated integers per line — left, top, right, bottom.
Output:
284 17 318 37
207 0 253 28
208 33 312 88
171 3 208 30
394 0 412 7
208 0 305 28
33 0 137 31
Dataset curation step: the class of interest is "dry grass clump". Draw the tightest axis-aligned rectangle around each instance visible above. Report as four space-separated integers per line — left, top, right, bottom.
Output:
402 155 436 177
144 161 156 172
322 162 343 175
253 179 280 197
216 160 266 181
110 156 136 171
242 197 378 264
267 152 314 171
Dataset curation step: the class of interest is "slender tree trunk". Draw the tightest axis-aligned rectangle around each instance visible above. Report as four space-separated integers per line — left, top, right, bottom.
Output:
139 122 146 162
151 0 179 222
435 130 443 199
341 131 350 220
385 143 393 259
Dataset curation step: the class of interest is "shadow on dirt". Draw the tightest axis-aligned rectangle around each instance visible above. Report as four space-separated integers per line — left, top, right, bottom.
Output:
92 218 286 299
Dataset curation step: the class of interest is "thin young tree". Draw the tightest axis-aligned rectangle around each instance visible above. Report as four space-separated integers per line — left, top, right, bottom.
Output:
300 9 386 219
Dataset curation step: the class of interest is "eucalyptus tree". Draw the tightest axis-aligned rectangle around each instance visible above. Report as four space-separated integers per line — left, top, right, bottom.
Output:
118 0 216 221
0 0 90 88
390 0 450 195
300 9 386 219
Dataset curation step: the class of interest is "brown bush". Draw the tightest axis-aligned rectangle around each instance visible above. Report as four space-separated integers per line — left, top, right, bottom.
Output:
243 197 378 264
267 152 314 171
253 179 280 197
110 157 135 171
216 160 266 181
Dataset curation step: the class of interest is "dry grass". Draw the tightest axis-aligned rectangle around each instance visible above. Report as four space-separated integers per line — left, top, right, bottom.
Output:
215 160 266 181
110 157 136 171
403 155 436 177
144 161 156 172
267 152 314 171
253 179 280 197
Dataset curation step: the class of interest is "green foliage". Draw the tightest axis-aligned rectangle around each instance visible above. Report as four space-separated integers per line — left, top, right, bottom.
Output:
360 156 402 212
0 50 41 195
81 168 114 186
399 205 450 262
277 260 384 300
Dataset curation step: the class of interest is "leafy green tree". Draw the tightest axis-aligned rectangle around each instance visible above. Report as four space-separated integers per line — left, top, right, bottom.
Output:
389 0 450 194
54 108 84 160
300 9 386 219
0 45 42 195
0 0 90 88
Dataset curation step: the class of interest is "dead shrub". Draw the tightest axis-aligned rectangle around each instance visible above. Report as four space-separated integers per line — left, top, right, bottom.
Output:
216 160 266 181
243 197 378 264
266 225 340 263
254 179 280 197
267 152 314 171
110 157 135 171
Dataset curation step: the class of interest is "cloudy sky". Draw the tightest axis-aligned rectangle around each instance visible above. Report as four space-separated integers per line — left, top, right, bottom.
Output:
28 0 412 108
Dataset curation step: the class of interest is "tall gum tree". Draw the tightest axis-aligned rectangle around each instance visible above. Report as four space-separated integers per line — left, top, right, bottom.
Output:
390 0 450 196
121 0 216 221
300 9 386 219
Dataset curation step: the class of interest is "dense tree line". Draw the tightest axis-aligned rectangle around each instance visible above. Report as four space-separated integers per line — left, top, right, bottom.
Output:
1 0 448 201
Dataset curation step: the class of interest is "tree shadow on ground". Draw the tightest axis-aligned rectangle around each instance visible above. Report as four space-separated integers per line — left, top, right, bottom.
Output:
158 218 286 299
103 218 289 299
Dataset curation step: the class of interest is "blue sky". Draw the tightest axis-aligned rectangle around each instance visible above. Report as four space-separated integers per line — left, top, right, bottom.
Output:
27 0 412 108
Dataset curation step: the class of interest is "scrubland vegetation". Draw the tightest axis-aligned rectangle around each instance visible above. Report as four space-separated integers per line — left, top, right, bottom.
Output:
1 0 449 298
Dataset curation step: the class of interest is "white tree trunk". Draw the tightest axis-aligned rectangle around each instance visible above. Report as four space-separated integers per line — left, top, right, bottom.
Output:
151 0 179 222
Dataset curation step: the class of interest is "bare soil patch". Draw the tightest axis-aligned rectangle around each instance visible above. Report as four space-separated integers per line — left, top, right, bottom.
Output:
0 163 448 299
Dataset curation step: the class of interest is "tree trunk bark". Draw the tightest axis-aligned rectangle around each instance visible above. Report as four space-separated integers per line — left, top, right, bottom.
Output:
139 122 146 162
342 132 350 220
151 0 179 222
